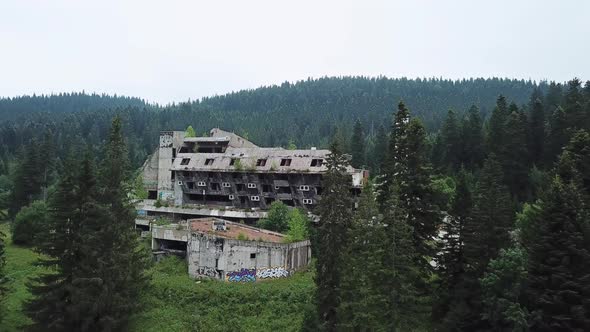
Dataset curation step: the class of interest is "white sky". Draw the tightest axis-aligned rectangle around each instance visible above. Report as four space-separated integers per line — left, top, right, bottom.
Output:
1 0 588 104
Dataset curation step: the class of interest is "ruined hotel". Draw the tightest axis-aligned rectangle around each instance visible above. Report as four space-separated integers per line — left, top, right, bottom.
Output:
136 128 367 280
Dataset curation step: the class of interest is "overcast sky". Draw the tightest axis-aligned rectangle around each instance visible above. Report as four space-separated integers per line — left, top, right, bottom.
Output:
1 0 588 104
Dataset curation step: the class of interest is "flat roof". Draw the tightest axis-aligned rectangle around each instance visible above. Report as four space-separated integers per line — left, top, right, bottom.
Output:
189 218 285 243
183 136 231 143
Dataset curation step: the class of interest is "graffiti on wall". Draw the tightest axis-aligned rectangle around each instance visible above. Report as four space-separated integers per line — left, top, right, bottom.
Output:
226 268 256 282
195 267 219 279
256 267 289 279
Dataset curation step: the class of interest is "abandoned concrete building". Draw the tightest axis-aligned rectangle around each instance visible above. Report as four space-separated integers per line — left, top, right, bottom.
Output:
151 217 311 281
138 128 367 224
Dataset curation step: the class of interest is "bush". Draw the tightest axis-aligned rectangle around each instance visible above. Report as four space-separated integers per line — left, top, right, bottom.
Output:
11 201 48 246
285 209 311 243
257 201 290 232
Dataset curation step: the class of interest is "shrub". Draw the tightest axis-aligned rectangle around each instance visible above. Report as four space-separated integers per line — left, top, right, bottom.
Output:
12 201 48 246
236 232 249 241
285 209 311 243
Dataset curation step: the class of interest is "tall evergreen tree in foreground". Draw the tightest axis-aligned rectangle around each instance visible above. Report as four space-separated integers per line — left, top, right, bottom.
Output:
27 118 149 331
26 154 81 331
526 177 590 331
338 182 389 330
444 155 513 330
85 116 149 331
434 169 472 324
382 184 427 330
314 139 353 332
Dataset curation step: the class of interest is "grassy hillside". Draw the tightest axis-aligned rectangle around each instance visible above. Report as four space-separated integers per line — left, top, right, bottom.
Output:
0 223 46 331
0 223 315 332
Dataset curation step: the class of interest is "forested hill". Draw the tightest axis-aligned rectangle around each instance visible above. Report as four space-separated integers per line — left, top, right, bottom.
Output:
0 77 546 167
196 76 541 133
0 92 147 122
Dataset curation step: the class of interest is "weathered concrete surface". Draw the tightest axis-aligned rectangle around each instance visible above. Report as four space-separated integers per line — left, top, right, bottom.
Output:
188 234 310 281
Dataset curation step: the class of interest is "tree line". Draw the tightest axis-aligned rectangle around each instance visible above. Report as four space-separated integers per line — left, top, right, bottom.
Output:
309 78 590 331
0 118 149 330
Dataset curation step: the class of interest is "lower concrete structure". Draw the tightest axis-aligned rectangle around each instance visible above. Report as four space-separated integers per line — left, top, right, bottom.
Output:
151 217 311 281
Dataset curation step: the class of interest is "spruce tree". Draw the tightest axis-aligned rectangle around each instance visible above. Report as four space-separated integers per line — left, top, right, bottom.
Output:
26 154 81 331
379 101 411 207
350 118 365 168
503 105 530 200
381 183 426 330
405 118 440 271
487 95 509 157
461 105 485 170
529 98 546 166
434 169 472 323
526 177 590 331
446 155 513 330
556 129 590 196
564 78 585 130
338 182 389 330
372 124 387 173
315 138 353 332
441 109 461 171
547 106 569 164
84 116 149 331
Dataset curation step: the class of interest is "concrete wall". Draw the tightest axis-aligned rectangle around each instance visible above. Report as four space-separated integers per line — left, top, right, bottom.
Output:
141 150 159 191
187 233 311 282
158 131 185 202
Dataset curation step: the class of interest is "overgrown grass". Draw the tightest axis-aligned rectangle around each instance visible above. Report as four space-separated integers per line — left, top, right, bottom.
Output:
0 222 47 331
0 225 315 331
129 256 315 332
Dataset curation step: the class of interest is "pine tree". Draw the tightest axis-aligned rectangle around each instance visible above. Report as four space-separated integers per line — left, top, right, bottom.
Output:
315 139 353 332
441 109 461 171
556 129 590 196
434 169 472 323
350 118 365 168
82 116 149 331
461 105 485 170
547 106 569 164
9 142 43 217
405 118 440 271
465 155 513 276
39 129 55 201
380 101 439 276
526 177 590 331
487 95 509 157
446 155 513 330
529 98 546 166
382 183 426 330
564 78 585 130
338 182 389 330
503 105 530 200
372 124 387 173
379 101 411 207
26 153 81 331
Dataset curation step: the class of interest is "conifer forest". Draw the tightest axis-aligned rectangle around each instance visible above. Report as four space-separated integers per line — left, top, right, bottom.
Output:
0 75 589 331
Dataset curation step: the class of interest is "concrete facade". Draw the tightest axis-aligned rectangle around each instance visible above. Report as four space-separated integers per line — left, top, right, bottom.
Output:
151 218 311 281
139 128 368 222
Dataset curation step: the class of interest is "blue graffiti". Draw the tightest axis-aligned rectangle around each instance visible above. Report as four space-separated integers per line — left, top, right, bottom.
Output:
226 268 256 282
